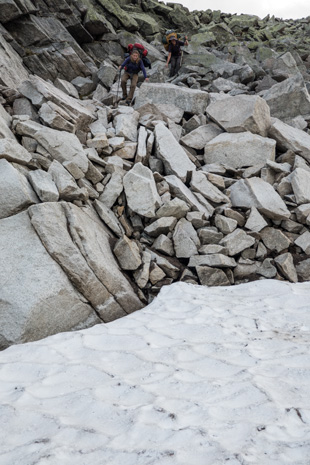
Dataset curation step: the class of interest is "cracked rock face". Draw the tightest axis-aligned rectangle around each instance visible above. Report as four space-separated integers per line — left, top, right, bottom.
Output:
1 0 310 347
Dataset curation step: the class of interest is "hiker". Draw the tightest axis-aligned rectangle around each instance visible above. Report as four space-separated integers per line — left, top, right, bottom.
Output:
119 48 149 104
165 35 188 78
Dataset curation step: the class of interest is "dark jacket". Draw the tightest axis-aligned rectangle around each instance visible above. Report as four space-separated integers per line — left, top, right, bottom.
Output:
168 40 185 57
120 57 147 78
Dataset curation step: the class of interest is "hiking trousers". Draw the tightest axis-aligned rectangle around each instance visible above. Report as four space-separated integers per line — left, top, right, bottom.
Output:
121 72 139 100
170 55 181 78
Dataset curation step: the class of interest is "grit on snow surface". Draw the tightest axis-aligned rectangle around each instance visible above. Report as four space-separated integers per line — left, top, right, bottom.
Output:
0 281 310 465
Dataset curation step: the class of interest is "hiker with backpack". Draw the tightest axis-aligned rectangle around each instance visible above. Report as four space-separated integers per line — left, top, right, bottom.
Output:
119 47 149 104
165 34 188 78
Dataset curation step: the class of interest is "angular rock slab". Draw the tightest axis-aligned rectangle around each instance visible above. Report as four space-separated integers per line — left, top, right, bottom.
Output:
207 94 271 137
15 120 89 173
196 265 230 286
0 159 38 219
220 229 256 256
190 170 229 204
113 236 142 271
260 227 291 253
180 124 223 150
155 123 196 182
204 132 276 169
291 168 310 204
0 211 99 349
114 110 139 142
274 253 298 283
0 33 29 88
19 75 95 131
173 218 200 259
230 177 290 221
269 118 310 163
0 103 15 139
165 175 214 218
261 74 310 120
123 162 161 218
28 169 59 202
135 82 210 115
0 137 32 165
29 202 143 321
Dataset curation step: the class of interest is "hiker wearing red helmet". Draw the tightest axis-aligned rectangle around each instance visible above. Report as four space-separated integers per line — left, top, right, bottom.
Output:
166 35 188 78
119 48 149 104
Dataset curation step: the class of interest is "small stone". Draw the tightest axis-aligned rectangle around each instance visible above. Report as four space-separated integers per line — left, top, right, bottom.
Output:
189 254 237 268
173 218 200 258
274 253 298 283
260 227 291 253
28 169 59 202
149 263 166 285
294 231 310 254
199 227 223 245
113 236 142 271
144 217 177 237
215 214 237 234
133 250 151 289
257 258 277 278
245 207 268 232
156 198 190 219
196 266 230 286
152 234 174 256
296 259 310 281
87 134 109 150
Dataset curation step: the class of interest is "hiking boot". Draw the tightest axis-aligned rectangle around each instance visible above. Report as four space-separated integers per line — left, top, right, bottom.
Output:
125 98 132 105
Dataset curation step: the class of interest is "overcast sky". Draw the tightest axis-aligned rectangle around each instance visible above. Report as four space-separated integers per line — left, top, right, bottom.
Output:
167 0 309 20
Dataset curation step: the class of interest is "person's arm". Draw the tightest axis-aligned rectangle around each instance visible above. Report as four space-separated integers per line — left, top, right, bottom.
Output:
119 56 129 70
140 60 148 80
166 51 172 67
184 36 189 46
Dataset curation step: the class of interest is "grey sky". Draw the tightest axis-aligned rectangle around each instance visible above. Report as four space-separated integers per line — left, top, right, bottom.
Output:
167 0 309 20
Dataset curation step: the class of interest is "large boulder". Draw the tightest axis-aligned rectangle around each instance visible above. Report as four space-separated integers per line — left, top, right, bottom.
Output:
230 177 290 220
29 202 143 321
206 95 271 137
154 123 196 182
0 210 100 349
0 159 38 219
135 83 210 115
204 132 276 169
261 74 310 120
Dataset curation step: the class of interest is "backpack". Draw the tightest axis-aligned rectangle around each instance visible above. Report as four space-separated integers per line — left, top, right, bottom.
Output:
126 43 152 69
162 30 183 51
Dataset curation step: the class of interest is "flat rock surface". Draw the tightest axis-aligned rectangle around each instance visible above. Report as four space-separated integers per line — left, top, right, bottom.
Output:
0 280 310 464
135 82 210 115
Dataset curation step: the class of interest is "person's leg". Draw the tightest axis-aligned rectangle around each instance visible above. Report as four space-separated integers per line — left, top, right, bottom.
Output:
175 55 182 75
127 74 139 101
169 56 177 77
121 72 130 99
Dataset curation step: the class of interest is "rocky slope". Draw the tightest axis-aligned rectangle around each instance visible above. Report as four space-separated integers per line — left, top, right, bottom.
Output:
1 0 310 348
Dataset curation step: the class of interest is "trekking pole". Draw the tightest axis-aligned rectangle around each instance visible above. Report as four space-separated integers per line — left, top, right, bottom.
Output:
116 70 121 102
